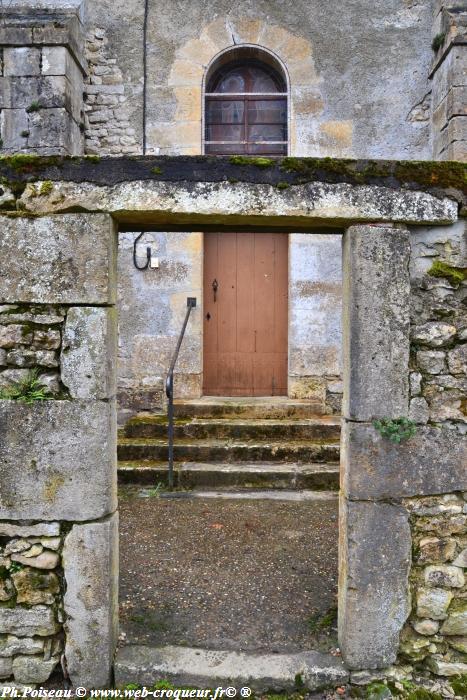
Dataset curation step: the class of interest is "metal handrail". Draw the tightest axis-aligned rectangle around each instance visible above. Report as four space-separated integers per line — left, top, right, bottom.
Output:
165 297 197 488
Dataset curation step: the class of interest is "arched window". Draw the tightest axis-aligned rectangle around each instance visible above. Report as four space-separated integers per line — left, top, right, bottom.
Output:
204 49 288 156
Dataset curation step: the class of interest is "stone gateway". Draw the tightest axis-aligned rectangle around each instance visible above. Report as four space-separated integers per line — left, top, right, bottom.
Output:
0 0 466 691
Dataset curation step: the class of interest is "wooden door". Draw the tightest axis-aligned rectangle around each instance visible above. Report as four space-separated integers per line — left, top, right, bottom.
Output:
203 232 288 396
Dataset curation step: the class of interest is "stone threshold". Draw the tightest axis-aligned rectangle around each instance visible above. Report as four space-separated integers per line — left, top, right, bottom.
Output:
152 488 339 501
114 645 349 692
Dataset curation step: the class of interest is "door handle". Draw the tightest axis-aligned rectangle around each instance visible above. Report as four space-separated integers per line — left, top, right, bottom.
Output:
212 278 218 302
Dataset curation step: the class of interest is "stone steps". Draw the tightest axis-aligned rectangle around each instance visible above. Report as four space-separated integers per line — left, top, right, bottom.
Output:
173 397 325 419
117 437 339 464
118 460 340 490
124 416 341 441
118 399 341 489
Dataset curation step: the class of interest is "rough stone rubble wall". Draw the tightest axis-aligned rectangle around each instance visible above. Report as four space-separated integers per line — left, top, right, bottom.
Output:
397 218 467 676
0 10 85 155
339 219 467 678
0 214 118 688
83 28 138 155
0 522 63 685
431 1 467 161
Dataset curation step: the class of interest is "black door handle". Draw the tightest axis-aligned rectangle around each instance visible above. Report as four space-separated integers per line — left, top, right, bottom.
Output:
212 279 218 302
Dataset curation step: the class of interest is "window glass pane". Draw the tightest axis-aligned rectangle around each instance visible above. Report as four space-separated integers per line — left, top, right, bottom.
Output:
247 99 286 124
206 100 244 124
206 124 244 142
247 66 280 92
217 70 246 93
247 124 287 142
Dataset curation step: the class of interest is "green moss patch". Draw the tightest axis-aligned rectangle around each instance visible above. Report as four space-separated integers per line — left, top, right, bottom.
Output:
428 260 467 286
229 156 275 168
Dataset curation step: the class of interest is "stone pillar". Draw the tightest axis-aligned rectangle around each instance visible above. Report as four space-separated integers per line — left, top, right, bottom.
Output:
339 225 412 670
0 214 118 687
0 7 86 155
431 1 467 161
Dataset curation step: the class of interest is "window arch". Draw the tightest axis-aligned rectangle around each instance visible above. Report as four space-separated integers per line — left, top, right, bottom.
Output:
204 47 288 156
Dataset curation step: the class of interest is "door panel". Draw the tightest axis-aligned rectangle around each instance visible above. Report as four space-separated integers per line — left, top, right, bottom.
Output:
203 232 288 396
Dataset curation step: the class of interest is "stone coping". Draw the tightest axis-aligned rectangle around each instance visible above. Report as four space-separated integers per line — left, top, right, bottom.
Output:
0 155 465 195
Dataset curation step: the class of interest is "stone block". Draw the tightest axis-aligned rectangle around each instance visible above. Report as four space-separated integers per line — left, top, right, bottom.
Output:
12 656 59 684
63 513 118 688
338 498 411 670
0 523 59 538
0 27 32 45
0 635 44 657
427 659 467 676
408 397 429 424
341 421 467 500
0 400 116 521
342 226 410 422
0 76 69 110
0 108 29 151
0 606 58 637
416 587 453 620
416 351 446 374
413 619 439 636
418 537 457 564
0 215 116 305
448 344 467 375
42 47 68 76
424 565 465 588
441 610 467 635
3 48 41 77
61 307 117 400
432 46 467 110
11 569 59 605
453 547 467 567
26 108 78 155
0 658 12 680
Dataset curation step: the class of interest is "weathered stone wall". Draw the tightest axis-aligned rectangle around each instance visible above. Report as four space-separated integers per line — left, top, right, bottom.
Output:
0 304 65 396
289 233 342 410
0 212 118 687
117 230 202 421
0 6 86 155
409 220 467 428
431 1 467 161
393 217 467 677
0 522 63 685
83 0 438 407
400 493 466 677
339 217 467 678
82 0 435 160
83 27 138 156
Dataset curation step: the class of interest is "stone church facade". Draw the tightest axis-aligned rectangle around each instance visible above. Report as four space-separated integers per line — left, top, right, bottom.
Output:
0 0 466 691
3 0 465 419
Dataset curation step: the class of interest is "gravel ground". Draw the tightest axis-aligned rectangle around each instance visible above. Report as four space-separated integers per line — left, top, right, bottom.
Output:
119 487 339 653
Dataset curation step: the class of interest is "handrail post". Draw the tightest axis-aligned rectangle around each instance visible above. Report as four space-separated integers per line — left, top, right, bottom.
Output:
166 297 196 490
167 374 174 489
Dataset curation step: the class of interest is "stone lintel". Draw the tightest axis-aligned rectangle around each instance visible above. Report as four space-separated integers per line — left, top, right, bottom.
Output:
338 498 411 670
63 513 118 688
341 421 467 500
0 214 116 305
14 179 458 229
0 400 117 522
342 225 411 422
